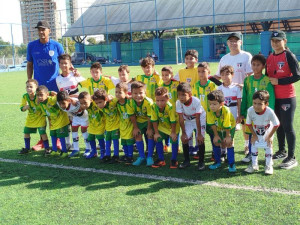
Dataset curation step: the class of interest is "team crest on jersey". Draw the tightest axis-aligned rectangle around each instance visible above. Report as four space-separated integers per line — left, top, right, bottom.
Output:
254 124 270 136
168 93 172 99
281 104 290 111
160 117 164 123
151 78 156 82
186 78 191 83
49 50 54 57
224 97 232 106
237 63 243 68
277 62 285 69
172 84 177 89
122 112 128 119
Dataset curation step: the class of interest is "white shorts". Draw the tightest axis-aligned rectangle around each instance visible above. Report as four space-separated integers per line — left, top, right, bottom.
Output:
184 112 206 139
72 114 88 127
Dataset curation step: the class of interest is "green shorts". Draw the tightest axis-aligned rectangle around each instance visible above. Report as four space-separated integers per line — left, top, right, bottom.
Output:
24 126 46 135
121 138 135 146
157 131 179 144
217 128 236 140
88 133 105 141
106 129 120 141
137 122 148 135
50 125 69 138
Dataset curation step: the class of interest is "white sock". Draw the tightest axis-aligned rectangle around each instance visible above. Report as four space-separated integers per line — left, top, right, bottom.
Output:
72 132 79 151
221 148 227 154
82 132 90 150
244 140 249 147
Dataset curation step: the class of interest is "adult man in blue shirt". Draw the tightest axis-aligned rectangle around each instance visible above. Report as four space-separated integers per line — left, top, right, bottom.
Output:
27 20 64 92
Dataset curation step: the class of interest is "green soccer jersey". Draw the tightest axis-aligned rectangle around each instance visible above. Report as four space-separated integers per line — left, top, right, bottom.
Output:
241 74 275 117
192 80 217 112
161 80 180 107
117 98 134 140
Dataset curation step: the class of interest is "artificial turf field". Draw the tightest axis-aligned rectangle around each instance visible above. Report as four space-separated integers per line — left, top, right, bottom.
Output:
0 63 299 224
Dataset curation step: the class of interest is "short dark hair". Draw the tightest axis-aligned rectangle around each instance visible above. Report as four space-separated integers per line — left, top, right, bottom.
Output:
185 49 198 59
116 82 128 92
252 90 269 103
220 65 234 75
177 82 192 93
57 90 70 102
118 65 130 73
155 87 169 98
58 54 71 63
131 81 146 91
251 54 266 66
140 57 155 67
161 66 173 74
26 79 38 86
90 62 102 71
78 91 90 100
92 89 107 101
36 85 48 93
207 90 225 103
197 62 210 69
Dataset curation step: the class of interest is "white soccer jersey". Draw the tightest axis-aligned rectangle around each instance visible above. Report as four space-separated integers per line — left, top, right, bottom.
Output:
216 50 253 85
111 76 132 95
56 72 85 95
218 84 242 120
246 106 280 142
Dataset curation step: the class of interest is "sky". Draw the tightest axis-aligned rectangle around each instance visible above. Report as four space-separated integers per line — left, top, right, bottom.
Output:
0 0 23 45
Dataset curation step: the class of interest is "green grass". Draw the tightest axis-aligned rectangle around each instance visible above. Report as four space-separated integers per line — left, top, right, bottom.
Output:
0 64 299 224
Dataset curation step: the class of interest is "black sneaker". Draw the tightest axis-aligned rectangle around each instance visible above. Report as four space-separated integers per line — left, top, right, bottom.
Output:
273 151 287 160
18 148 30 154
179 160 191 169
109 156 119 164
220 153 226 162
197 161 205 171
101 156 111 163
44 148 52 156
279 157 298 169
125 157 133 165
119 155 127 162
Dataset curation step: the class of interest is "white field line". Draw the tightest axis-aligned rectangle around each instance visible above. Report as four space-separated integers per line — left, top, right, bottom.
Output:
0 157 299 196
0 103 19 105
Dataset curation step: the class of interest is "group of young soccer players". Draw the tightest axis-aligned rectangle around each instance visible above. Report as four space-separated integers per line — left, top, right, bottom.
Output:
20 31 300 175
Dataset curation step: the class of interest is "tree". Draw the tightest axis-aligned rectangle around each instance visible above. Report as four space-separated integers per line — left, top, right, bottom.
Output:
87 37 97 45
58 37 76 55
16 44 27 56
0 37 13 57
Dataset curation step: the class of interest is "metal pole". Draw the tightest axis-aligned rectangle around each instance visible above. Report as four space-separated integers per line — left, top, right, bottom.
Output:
59 10 64 51
10 24 15 67
278 0 280 29
81 7 86 61
105 5 109 60
129 3 133 64
213 0 215 33
243 0 246 50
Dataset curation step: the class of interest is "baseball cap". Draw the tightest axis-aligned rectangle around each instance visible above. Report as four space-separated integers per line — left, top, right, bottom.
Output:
35 20 50 29
271 30 286 40
227 32 241 40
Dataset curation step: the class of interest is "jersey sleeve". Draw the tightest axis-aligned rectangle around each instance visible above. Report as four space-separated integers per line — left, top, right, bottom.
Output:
168 105 176 123
245 53 253 74
215 58 223 77
206 111 215 125
223 108 232 129
192 84 197 97
26 42 33 62
245 108 252 126
20 95 27 111
176 100 182 114
146 101 152 118
278 51 300 85
110 76 120 87
269 109 280 127
237 86 242 99
150 105 158 122
104 77 115 90
240 78 248 118
173 73 179 81
48 96 57 105
126 101 134 116
79 79 89 88
195 100 202 114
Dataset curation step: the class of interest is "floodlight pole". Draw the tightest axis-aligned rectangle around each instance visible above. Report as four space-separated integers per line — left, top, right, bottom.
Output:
129 3 133 64
10 24 15 67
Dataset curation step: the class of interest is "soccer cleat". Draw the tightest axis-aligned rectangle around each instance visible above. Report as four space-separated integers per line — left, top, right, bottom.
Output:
132 157 146 166
60 151 69 158
245 164 259 173
44 148 52 156
119 155 127 162
265 165 274 175
210 152 215 162
83 149 91 157
146 157 154 166
101 156 111 163
85 151 97 159
170 160 178 169
197 161 205 171
68 150 80 158
66 144 72 152
193 155 199 160
209 162 221 170
179 160 191 169
228 163 237 173
163 145 170 153
235 123 241 131
273 151 287 160
242 153 251 163
19 148 31 154
279 157 298 169
109 156 119 164
151 160 166 168
50 150 59 156
32 139 44 151
125 157 134 165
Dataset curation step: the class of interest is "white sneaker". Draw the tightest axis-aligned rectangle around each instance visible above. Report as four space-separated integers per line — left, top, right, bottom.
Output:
245 164 259 173
235 123 241 131
242 153 251 163
265 165 273 175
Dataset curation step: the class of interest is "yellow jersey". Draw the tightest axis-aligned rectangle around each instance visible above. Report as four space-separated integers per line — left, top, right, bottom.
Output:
136 74 162 100
39 96 69 130
177 67 198 86
207 105 236 132
20 93 46 128
99 98 120 131
117 98 134 140
192 80 217 112
87 101 105 135
129 97 153 124
160 80 180 107
79 76 115 95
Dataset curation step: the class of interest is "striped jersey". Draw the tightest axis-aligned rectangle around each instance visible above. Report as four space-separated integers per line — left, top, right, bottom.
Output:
136 74 162 100
99 98 120 131
129 97 153 124
79 76 115 95
207 105 236 132
192 80 217 112
87 101 105 135
117 98 134 140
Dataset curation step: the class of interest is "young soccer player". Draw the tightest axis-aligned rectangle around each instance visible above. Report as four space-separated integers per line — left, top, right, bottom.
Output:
176 82 206 170
160 66 180 152
19 79 50 154
115 82 135 164
245 90 279 175
207 90 236 172
37 85 70 157
79 62 115 95
241 54 275 163
94 90 120 163
150 87 180 168
266 30 300 169
78 91 106 159
136 57 162 100
56 91 90 157
129 81 154 166
110 65 134 96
